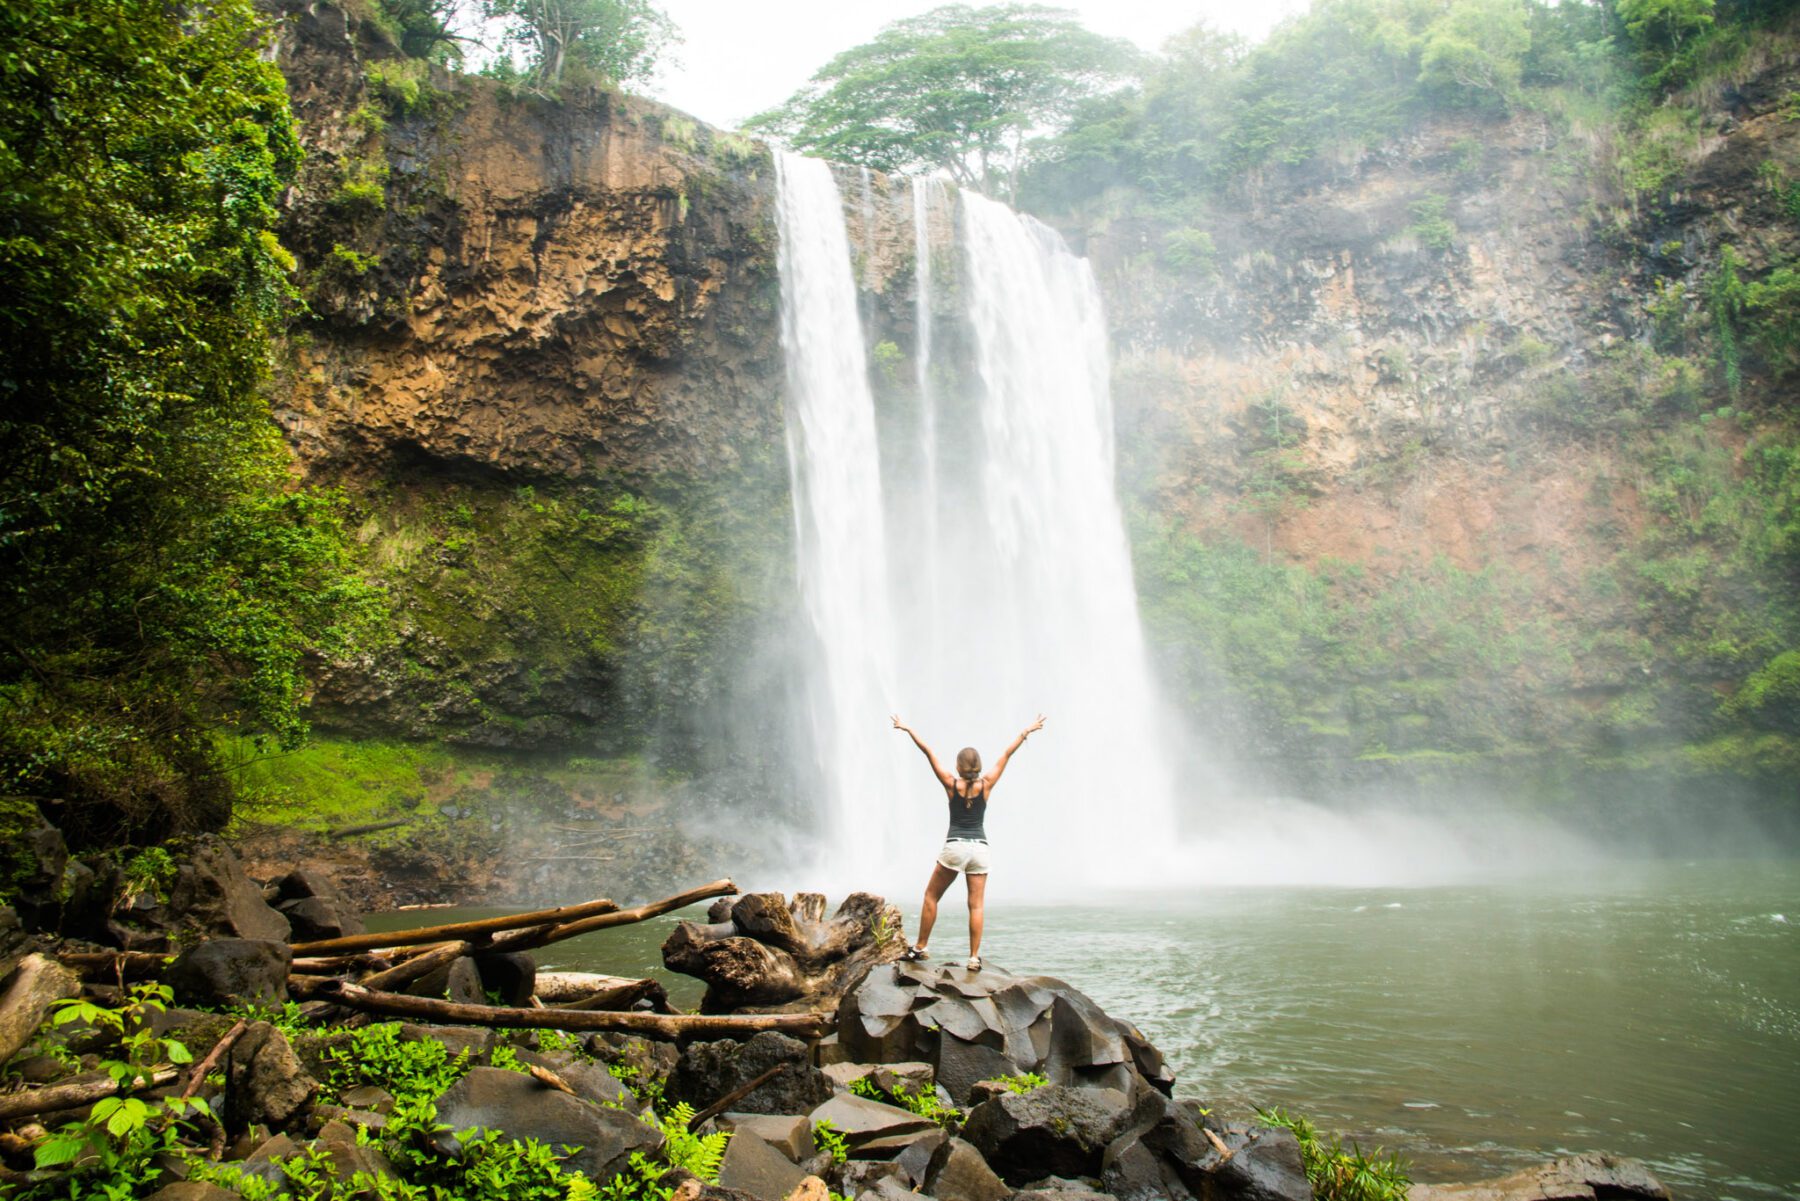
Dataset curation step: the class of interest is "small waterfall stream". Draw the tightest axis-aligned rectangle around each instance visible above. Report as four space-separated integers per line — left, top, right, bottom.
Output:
775 156 1176 890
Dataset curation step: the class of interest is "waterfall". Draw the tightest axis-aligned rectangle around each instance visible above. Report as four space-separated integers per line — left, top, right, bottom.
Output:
773 152 904 883
776 158 1177 893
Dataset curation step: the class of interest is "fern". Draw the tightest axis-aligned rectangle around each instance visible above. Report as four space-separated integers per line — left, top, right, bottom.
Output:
659 1103 729 1183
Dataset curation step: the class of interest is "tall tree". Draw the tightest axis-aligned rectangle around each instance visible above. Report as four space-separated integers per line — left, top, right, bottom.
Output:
749 4 1139 199
0 0 382 843
481 0 678 87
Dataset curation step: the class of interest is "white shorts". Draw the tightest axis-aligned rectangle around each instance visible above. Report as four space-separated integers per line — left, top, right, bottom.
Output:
937 839 991 875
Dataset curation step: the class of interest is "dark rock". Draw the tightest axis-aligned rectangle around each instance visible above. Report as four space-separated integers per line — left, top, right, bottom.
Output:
14 1054 71 1083
0 905 30 979
671 1031 833 1116
1102 1135 1195 1201
106 917 171 952
1407 1152 1670 1201
719 1112 814 1163
841 1159 906 1196
517 1048 635 1108
1014 1178 1117 1201
4 807 68 932
398 1022 493 1060
317 1118 399 1182
226 1022 319 1131
839 962 1174 1105
410 955 485 1005
474 951 536 1007
167 939 292 1009
892 1128 948 1186
310 1104 389 1134
1206 1126 1309 1201
718 1129 810 1200
924 1136 1010 1201
271 868 349 903
55 860 109 942
278 895 366 941
146 1184 240 1201
339 1084 395 1114
1106 1084 1215 1195
807 1094 937 1149
853 1177 922 1201
430 1066 660 1184
962 1085 1133 1184
168 841 290 942
589 1030 680 1086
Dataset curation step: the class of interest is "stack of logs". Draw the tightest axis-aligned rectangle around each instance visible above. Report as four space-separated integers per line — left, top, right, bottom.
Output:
47 879 834 1042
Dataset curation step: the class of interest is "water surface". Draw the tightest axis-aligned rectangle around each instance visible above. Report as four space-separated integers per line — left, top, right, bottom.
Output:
367 860 1799 1200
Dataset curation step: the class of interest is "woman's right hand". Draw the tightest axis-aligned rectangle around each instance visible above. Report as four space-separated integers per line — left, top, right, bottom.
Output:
891 714 909 733
1023 714 1046 737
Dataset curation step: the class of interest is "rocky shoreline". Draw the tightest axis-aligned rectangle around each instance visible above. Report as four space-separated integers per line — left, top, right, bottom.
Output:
0 834 1675 1201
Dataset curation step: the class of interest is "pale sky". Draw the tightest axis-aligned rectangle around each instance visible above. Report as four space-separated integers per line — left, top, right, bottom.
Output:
643 1 1309 131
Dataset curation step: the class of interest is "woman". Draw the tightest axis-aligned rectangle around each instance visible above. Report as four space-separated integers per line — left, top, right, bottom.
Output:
889 713 1046 971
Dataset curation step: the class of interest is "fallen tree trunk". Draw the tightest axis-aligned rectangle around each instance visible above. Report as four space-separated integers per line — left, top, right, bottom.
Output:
320 981 830 1039
382 879 740 962
59 951 171 981
290 895 627 956
328 819 411 840
550 977 671 1014
0 1067 181 1122
0 955 80 1066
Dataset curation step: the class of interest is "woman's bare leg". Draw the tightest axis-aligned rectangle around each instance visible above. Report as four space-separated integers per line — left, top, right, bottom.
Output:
965 871 987 958
915 864 958 949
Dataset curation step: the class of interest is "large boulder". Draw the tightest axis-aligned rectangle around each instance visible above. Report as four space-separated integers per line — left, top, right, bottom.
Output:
662 891 906 1013
717 1130 810 1200
225 1021 319 1131
1204 1126 1310 1201
669 1031 834 1115
271 868 365 941
806 1093 938 1150
168 840 289 942
167 939 292 1009
838 962 1174 1104
1407 1152 1671 1201
430 1067 661 1184
924 1136 1010 1201
0 801 68 933
961 1084 1134 1184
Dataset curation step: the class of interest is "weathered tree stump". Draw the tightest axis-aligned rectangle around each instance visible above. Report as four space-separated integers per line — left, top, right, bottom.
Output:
661 891 904 1014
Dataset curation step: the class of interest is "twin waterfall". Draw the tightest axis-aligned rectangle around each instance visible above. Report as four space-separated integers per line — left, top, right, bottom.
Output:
774 153 1176 893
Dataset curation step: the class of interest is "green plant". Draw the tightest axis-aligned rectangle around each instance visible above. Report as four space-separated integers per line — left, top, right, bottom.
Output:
119 846 177 906
1257 1106 1410 1201
993 1071 1049 1094
659 1103 729 1181
812 1118 849 1164
31 984 197 1182
1407 194 1456 252
324 1022 470 1100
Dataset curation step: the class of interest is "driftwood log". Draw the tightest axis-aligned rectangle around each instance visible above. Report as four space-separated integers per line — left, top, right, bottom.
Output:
0 1067 182 1122
661 891 904 1014
290 896 624 955
317 981 831 1038
0 954 80 1066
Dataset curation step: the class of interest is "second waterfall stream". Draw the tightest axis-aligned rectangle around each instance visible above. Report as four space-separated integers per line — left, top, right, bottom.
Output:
774 152 1178 893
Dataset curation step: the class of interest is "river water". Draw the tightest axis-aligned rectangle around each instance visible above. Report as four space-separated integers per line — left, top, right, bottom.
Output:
367 859 1799 1200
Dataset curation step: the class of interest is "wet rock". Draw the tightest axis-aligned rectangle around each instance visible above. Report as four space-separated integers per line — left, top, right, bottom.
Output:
718 1129 811 1200
807 1093 938 1149
1406 1152 1671 1201
169 841 290 942
226 1022 319 1131
431 1067 660 1184
961 1084 1133 1184
1207 1126 1310 1201
168 939 292 1009
671 1031 833 1115
719 1112 814 1163
924 1136 1010 1201
474 951 536 1007
838 962 1174 1105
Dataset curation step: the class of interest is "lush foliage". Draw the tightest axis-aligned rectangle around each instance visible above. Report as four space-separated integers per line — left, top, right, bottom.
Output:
1257 1106 1411 1201
848 1073 963 1125
749 4 1138 199
480 0 677 87
0 0 383 845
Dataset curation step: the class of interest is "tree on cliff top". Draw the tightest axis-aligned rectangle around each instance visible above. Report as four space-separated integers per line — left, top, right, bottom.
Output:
481 0 678 88
747 4 1138 200
0 0 384 844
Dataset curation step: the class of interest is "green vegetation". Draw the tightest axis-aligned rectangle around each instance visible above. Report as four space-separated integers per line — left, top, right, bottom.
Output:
749 4 1138 199
992 1071 1049 1094
0 0 385 846
1258 1106 1411 1201
812 1117 850 1164
849 1073 963 1125
480 0 678 89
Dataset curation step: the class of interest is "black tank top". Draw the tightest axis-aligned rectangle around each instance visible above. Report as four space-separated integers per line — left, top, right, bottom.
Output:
946 779 987 842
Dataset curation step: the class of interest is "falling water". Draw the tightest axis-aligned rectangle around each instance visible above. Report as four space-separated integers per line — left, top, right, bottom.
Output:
773 152 904 881
776 160 1177 893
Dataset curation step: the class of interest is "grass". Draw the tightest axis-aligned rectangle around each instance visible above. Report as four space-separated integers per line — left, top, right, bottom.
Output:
221 735 464 831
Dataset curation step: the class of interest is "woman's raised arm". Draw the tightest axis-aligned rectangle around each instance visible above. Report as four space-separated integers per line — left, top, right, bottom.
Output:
892 715 954 787
984 714 1045 789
